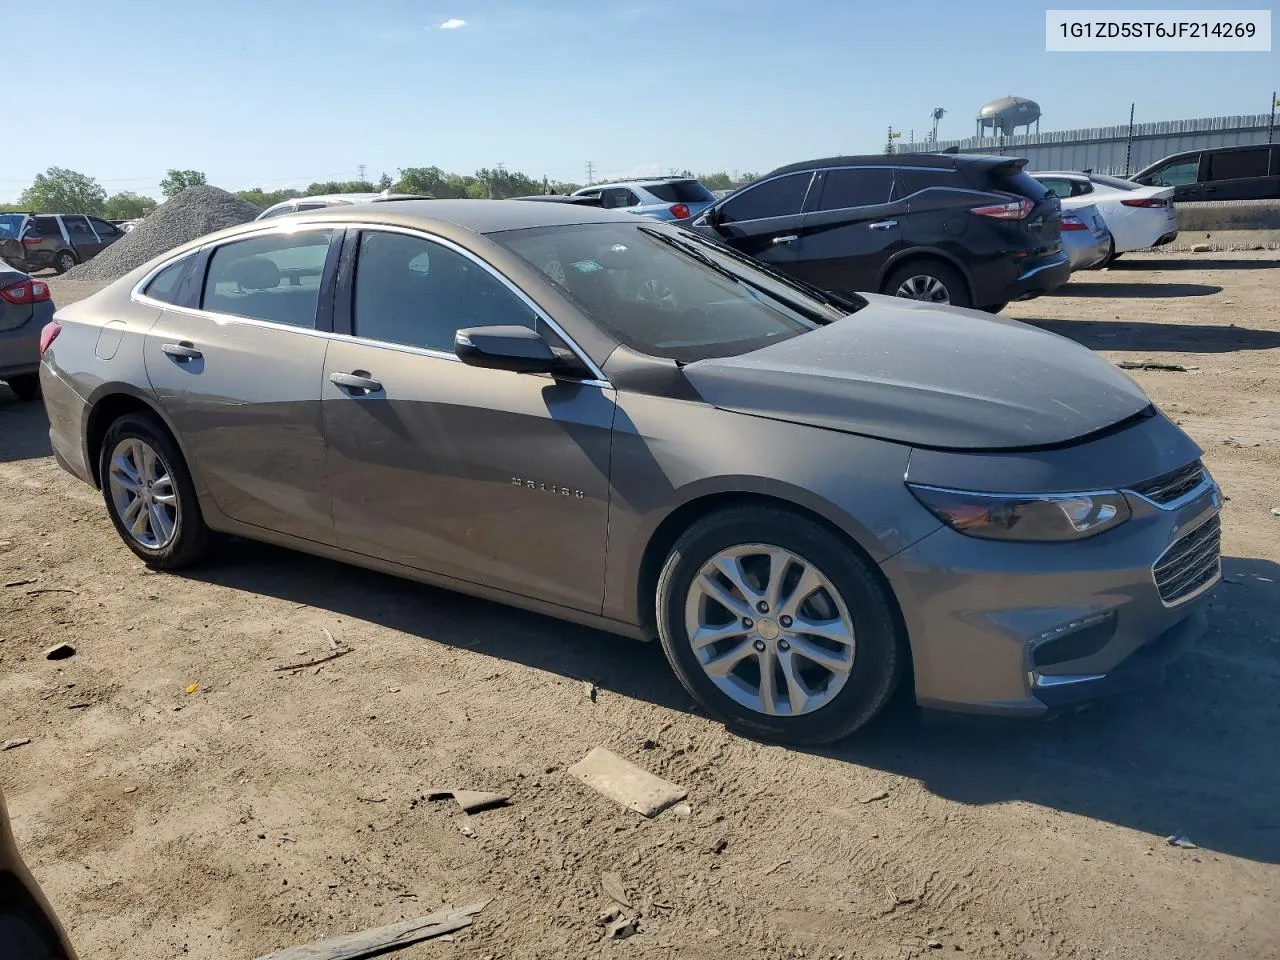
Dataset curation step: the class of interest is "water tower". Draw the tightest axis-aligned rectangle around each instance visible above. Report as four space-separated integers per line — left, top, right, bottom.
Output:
976 96 1041 137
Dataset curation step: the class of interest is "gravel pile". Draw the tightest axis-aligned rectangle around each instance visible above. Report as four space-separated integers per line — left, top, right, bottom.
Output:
65 186 261 282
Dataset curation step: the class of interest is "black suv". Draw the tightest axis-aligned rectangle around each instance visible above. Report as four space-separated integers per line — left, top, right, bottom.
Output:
1131 143 1280 202
687 154 1068 312
0 212 125 274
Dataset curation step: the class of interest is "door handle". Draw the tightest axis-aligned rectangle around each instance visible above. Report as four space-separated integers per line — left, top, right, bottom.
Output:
161 342 202 362
771 234 799 245
868 220 899 231
329 371 383 394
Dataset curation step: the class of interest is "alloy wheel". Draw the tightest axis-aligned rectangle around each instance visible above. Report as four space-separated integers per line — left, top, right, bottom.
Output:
683 544 856 717
107 438 178 549
895 274 950 303
56 252 76 273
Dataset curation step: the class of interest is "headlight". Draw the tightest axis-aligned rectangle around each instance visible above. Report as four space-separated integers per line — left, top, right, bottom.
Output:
908 484 1131 541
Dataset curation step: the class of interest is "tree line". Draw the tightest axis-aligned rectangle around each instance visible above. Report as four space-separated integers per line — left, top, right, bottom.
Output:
2 166 759 219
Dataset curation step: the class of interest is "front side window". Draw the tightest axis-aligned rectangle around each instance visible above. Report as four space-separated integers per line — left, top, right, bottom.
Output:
817 168 894 210
88 217 121 238
716 172 811 224
1148 157 1200 187
492 222 846 363
352 231 539 353
202 229 335 328
63 215 97 242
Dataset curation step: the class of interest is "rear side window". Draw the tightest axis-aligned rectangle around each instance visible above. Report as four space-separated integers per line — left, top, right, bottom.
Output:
600 188 640 209
144 256 193 304
816 168 894 210
898 168 962 195
717 173 811 224
34 216 63 238
1208 148 1269 181
202 229 336 328
63 215 97 242
647 181 715 204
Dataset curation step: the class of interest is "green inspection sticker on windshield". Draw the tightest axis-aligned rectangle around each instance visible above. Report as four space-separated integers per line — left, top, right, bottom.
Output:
571 260 603 273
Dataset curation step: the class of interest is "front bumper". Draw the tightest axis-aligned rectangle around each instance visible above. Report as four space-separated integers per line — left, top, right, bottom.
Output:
881 468 1221 717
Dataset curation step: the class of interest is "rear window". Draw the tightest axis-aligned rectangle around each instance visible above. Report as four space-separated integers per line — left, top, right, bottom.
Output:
646 181 715 204
0 214 25 239
967 165 1049 200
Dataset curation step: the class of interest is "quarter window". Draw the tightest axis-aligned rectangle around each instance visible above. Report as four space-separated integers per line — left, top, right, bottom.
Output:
202 229 336 328
352 231 539 353
716 173 811 224
144 256 193 305
816 168 894 210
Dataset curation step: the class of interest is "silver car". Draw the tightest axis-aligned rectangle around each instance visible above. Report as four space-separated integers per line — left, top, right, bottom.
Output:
571 178 716 222
38 201 1221 743
1059 203 1112 271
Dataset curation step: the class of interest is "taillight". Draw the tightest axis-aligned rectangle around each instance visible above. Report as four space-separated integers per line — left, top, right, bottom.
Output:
1060 215 1088 231
22 235 41 246
1121 197 1168 208
970 198 1034 220
670 203 691 220
0 279 51 304
39 321 62 357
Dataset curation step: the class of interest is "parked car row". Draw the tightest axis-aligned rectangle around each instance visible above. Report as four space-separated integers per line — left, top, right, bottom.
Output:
1031 171 1178 263
0 212 126 274
0 261 54 400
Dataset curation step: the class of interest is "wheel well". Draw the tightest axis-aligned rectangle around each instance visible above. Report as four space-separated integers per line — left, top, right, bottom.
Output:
85 394 160 488
635 493 908 647
879 252 972 299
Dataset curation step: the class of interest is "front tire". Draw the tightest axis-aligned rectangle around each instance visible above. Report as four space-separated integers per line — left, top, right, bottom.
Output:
884 260 971 309
5 374 39 401
54 250 78 274
99 412 210 569
655 506 905 745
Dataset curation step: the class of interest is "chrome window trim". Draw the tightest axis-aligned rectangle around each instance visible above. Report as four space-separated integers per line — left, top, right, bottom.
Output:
130 219 612 387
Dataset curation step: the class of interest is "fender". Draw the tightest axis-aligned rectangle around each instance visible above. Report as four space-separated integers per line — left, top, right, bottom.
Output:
875 244 975 292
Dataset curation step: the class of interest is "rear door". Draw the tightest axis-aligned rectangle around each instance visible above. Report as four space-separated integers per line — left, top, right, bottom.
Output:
143 227 342 544
789 166 902 293
1202 147 1276 201
692 171 815 269
61 215 103 262
30 216 66 269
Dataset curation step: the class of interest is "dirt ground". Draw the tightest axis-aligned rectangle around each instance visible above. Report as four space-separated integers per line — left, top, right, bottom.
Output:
2 252 1278 960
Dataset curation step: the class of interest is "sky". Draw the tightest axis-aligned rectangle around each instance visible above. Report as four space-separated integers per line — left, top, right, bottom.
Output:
2 0 1276 200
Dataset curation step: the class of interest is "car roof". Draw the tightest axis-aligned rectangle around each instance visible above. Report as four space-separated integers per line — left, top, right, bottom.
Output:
588 177 701 188
764 153 1022 178
260 199 628 234
1033 171 1091 178
1134 142 1275 174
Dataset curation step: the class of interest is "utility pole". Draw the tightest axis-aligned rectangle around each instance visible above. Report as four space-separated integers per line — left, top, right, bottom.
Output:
586 160 595 185
1123 102 1136 175
1269 90 1277 143
357 164 366 183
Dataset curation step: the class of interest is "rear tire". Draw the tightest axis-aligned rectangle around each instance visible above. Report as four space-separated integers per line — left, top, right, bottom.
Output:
99 412 210 569
884 260 971 309
5 375 39 401
655 506 906 745
54 250 77 274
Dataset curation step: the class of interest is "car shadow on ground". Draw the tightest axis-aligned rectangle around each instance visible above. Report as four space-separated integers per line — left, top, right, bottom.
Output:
1019 317 1280 353
185 540 1280 865
1115 257 1279 271
1049 282 1222 298
0 390 52 462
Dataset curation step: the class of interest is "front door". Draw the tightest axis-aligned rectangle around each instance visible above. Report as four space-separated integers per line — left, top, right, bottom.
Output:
790 166 904 294
61 216 104 262
143 227 341 543
693 171 815 271
321 228 614 613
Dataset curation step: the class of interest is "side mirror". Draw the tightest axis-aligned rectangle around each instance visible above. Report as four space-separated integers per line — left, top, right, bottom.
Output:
1133 175 1151 186
454 325 559 374
703 205 723 228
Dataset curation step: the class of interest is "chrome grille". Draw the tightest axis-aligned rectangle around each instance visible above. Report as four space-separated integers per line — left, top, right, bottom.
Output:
1130 460 1206 505
1153 514 1221 606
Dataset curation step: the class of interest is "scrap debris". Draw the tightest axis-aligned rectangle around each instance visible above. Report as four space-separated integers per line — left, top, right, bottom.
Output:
44 643 76 661
3 738 31 751
601 871 631 908
274 649 352 673
860 790 890 804
568 747 687 818
253 900 489 960
597 905 639 940
425 789 509 814
1166 833 1198 849
3 578 37 588
1116 361 1197 372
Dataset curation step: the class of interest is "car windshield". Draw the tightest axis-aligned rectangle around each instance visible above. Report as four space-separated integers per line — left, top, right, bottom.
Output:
1090 174 1142 191
491 222 851 363
0 214 26 239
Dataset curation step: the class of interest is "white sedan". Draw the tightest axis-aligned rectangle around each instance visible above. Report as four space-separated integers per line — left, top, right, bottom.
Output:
1033 172 1178 264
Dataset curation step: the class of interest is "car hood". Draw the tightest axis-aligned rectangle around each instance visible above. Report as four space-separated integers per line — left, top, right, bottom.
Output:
680 294 1152 450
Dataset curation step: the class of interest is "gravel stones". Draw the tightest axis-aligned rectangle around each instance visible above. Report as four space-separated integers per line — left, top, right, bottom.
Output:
65 186 260 282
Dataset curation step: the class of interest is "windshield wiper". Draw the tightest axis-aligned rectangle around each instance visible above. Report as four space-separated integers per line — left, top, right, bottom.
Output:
637 227 744 286
683 231 862 313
